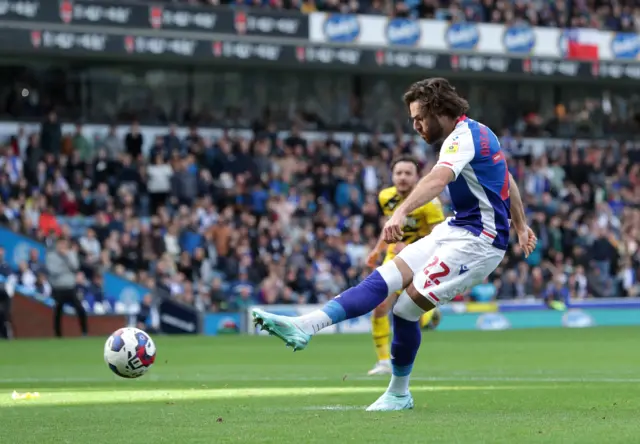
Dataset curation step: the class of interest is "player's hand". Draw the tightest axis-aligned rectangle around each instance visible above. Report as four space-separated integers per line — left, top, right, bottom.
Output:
365 250 380 268
393 242 407 254
517 226 537 258
383 213 406 243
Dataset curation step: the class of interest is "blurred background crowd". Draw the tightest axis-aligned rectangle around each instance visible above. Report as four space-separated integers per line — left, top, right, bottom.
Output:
0 111 638 316
0 0 638 326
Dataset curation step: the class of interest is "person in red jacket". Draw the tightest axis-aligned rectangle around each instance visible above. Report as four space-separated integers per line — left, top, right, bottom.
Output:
38 206 61 238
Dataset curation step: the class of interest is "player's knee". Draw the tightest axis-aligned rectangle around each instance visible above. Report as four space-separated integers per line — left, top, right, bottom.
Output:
393 287 427 322
391 256 414 287
372 302 388 317
407 284 436 312
375 260 408 294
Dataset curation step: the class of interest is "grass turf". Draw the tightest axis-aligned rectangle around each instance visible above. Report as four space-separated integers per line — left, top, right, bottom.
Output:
1 327 639 443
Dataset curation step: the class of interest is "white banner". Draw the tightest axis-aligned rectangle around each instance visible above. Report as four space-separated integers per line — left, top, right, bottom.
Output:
246 304 370 335
310 13 640 62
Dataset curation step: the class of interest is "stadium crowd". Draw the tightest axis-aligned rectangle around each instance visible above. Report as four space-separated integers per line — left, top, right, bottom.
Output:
134 0 640 32
0 108 638 316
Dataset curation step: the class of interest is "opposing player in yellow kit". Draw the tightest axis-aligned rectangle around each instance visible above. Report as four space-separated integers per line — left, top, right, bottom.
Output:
365 155 445 376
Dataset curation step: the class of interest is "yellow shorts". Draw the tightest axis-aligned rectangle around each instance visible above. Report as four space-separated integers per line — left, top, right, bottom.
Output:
382 252 395 264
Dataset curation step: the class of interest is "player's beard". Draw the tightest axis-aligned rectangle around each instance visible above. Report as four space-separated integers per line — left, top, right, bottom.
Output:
423 115 444 145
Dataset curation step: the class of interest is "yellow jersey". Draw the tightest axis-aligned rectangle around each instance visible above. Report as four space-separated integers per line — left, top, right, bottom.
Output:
378 186 445 260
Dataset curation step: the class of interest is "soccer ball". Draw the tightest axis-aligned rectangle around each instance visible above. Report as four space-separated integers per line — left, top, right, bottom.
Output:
104 327 156 378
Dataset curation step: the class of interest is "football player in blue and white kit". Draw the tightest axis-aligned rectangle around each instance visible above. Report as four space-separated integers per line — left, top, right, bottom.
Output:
252 78 536 411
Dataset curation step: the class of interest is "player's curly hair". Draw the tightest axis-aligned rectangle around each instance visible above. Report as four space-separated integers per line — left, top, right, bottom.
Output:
403 78 469 119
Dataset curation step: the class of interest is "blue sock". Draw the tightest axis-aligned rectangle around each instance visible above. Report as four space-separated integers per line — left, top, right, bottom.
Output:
388 314 421 395
321 271 390 324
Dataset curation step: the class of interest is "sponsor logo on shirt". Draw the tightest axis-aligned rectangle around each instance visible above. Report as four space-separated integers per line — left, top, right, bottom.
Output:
443 141 459 154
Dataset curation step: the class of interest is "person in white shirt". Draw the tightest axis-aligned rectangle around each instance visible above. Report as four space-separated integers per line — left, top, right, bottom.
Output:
146 154 174 215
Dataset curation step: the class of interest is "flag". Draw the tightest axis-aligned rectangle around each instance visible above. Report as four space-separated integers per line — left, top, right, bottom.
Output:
563 28 599 60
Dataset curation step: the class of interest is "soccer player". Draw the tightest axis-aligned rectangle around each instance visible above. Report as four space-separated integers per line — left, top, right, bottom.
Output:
366 155 445 376
252 78 536 411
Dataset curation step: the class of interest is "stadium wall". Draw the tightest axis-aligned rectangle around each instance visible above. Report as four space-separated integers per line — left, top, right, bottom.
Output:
11 293 127 338
243 302 640 334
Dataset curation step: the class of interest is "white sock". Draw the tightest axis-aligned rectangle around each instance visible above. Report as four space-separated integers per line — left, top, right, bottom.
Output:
387 375 411 396
297 310 333 335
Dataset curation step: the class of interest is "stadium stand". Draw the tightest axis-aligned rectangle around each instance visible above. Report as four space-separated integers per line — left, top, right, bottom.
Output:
87 0 640 31
0 110 638 316
0 0 638 334
147 0 640 31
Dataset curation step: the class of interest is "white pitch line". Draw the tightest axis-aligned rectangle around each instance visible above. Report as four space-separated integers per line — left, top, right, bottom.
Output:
302 405 366 411
0 375 639 384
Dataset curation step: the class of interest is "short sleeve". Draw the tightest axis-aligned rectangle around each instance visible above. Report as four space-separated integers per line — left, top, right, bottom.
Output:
436 132 475 180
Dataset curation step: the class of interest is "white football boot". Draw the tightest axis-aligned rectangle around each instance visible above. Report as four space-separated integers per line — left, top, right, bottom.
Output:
366 391 415 411
367 360 392 376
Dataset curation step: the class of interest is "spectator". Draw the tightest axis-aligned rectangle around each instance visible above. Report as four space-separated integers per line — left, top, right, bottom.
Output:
98 124 125 161
545 274 570 308
72 123 94 162
1 91 639 321
146 154 173 215
125 121 143 159
0 247 15 339
136 293 157 333
17 261 36 292
46 237 88 337
40 110 61 155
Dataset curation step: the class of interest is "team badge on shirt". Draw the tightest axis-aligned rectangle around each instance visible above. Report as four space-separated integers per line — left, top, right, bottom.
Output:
405 216 418 228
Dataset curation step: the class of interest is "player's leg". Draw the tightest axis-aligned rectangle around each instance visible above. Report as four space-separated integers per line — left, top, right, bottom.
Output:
420 307 441 330
367 231 505 411
368 253 396 375
368 249 442 376
252 227 441 351
366 283 430 411
419 309 435 329
369 293 393 375
252 258 413 350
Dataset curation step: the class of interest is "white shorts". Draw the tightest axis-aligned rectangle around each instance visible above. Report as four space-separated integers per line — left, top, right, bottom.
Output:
396 220 505 306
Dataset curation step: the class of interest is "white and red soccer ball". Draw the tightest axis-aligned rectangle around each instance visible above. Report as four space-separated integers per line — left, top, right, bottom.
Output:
104 327 156 378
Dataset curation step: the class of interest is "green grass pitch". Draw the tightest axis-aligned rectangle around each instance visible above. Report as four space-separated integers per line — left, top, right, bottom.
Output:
1 326 640 443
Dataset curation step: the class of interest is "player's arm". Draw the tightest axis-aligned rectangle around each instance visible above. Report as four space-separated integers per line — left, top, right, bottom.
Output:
388 168 454 223
366 196 390 267
508 172 537 257
387 136 472 235
508 173 527 233
366 219 388 266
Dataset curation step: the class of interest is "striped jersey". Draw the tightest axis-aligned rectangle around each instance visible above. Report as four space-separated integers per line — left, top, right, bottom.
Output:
435 116 511 250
